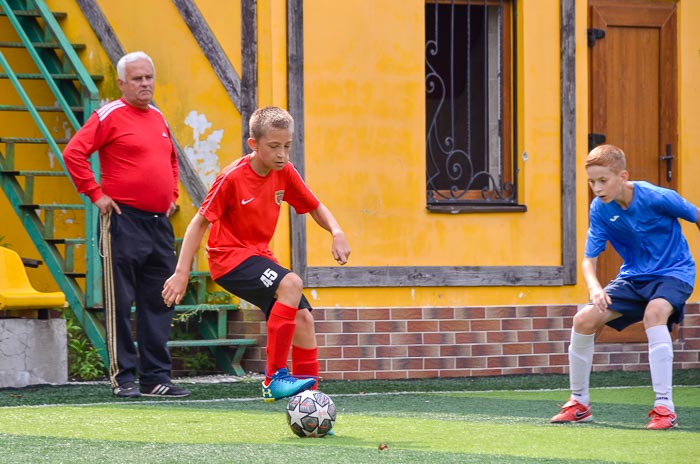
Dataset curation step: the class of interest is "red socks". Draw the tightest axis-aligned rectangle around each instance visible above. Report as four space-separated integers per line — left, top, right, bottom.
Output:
292 346 319 389
265 301 298 384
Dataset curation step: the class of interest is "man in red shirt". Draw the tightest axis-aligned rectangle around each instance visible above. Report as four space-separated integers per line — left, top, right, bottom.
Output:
64 51 189 398
162 106 350 402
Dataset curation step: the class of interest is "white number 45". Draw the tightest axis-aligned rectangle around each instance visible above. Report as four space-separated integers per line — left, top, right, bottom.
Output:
260 268 278 287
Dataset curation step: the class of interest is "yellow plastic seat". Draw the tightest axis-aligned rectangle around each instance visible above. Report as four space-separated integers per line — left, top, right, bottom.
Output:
0 246 66 310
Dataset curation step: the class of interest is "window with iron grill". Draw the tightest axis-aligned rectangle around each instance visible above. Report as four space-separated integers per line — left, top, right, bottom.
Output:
426 0 518 212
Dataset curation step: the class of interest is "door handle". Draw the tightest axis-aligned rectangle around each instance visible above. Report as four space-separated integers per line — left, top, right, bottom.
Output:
659 143 673 182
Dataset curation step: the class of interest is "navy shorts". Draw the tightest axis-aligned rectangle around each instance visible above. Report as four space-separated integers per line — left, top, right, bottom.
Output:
604 276 693 331
214 255 312 320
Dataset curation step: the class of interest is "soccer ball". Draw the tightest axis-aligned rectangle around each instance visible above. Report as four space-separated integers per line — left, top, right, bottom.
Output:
286 390 336 437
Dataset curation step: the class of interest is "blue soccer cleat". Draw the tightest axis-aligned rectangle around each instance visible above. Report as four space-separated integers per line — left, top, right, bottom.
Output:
261 368 316 403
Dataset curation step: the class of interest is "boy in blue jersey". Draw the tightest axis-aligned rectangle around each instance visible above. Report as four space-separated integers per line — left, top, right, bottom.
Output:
550 144 699 430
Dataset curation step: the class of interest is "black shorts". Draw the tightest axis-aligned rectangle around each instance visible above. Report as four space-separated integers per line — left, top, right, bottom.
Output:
604 276 693 331
214 255 312 320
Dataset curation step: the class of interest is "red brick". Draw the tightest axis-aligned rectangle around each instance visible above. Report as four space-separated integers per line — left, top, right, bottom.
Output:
315 321 343 334
407 320 439 332
375 320 406 332
439 344 471 357
502 318 533 330
342 346 375 358
471 319 501 331
517 306 547 317
503 343 533 355
610 353 641 364
343 371 374 380
486 307 517 318
391 332 423 345
321 372 344 380
472 344 503 356
549 354 569 366
410 345 441 357
358 308 391 320
424 332 455 344
390 308 423 320
455 307 486 319
471 368 505 377
408 370 441 379
533 342 565 354
517 355 550 367
439 369 474 378
532 318 564 329
548 329 572 341
376 345 408 357
674 351 699 362
326 359 359 371
455 332 487 344
392 358 424 370
358 333 391 345
679 327 700 338
360 358 392 371
319 346 342 358
439 320 470 331
425 357 456 369
325 333 358 346
488 356 518 368
423 307 455 319
322 308 358 320
518 331 549 342
487 331 518 343
456 357 487 368
377 371 409 380
342 321 375 333
547 305 577 317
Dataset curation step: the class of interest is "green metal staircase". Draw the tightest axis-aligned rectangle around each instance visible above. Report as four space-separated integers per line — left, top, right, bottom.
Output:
0 0 254 376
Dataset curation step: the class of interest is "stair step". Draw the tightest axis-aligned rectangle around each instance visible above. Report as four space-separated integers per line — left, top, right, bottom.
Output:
46 238 86 245
64 271 86 278
1 169 67 176
0 9 67 19
0 72 103 81
20 203 85 210
0 41 86 50
167 339 255 348
0 105 83 113
130 303 239 313
0 137 70 144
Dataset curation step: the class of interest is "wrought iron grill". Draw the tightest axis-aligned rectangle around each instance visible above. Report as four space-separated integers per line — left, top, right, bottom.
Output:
425 0 515 210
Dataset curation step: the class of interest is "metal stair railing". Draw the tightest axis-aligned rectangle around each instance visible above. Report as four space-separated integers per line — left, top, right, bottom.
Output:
0 0 106 361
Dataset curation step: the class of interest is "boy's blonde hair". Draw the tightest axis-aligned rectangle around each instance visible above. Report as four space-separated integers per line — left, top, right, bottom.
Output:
249 106 294 140
585 144 627 173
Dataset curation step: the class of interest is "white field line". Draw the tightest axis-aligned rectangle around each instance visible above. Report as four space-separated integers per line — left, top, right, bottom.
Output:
1 385 698 410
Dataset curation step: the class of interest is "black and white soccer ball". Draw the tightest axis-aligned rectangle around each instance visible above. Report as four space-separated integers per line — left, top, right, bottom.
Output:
286 389 336 437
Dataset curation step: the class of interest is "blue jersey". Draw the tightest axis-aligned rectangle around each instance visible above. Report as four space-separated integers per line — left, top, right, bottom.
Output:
585 181 698 286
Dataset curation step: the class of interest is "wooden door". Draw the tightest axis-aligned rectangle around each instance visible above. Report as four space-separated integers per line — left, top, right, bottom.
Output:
588 0 678 342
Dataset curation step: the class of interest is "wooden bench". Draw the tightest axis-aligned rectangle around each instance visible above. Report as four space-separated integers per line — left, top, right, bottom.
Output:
0 246 65 317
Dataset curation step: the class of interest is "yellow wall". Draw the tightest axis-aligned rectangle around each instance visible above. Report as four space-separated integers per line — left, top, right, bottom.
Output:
2 0 698 307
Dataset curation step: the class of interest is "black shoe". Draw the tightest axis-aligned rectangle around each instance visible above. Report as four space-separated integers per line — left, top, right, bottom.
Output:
140 382 191 398
113 382 141 398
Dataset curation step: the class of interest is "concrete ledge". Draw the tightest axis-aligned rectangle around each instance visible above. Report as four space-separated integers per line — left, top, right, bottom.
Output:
0 319 67 388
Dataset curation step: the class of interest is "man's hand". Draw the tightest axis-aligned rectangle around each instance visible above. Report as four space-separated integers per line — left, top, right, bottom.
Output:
94 195 121 216
166 202 178 218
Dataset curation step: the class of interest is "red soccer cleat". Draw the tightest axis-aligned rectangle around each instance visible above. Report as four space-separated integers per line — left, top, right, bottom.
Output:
646 406 678 430
550 399 592 423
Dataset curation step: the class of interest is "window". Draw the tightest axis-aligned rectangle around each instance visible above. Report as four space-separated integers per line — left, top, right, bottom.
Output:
425 0 518 212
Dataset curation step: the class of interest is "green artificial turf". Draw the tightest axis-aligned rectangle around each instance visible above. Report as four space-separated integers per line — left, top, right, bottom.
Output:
0 370 698 463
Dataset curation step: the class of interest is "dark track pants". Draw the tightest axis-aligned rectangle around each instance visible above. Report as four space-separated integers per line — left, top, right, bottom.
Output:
105 205 176 387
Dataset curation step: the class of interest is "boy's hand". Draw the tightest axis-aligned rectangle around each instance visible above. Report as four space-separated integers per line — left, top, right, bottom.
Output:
162 271 190 307
331 232 351 265
589 286 611 312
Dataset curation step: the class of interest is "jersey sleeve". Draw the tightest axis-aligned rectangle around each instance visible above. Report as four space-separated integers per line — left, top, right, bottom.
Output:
199 169 234 223
584 203 608 258
62 112 104 202
659 188 698 223
283 163 320 214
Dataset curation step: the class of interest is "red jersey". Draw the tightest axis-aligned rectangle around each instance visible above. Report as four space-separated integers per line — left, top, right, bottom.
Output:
200 154 320 279
63 98 179 213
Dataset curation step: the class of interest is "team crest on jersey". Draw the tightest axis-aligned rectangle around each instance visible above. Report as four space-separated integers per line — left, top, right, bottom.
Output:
275 190 284 206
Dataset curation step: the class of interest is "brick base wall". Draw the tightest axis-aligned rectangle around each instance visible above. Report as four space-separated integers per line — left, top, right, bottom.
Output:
229 302 700 380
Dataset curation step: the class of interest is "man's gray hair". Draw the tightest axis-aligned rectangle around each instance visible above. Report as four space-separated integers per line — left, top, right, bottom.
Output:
116 51 155 80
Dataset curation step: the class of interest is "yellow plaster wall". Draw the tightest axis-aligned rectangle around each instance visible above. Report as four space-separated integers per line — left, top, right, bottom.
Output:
2 0 698 307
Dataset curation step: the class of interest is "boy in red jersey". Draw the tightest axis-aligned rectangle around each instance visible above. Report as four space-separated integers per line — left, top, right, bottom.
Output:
162 106 350 401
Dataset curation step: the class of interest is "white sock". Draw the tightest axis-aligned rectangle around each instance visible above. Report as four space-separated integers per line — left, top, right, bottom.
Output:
647 325 674 412
568 330 595 406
